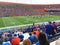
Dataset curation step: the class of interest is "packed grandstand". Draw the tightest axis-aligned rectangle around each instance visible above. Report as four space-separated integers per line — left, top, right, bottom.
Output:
0 2 60 17
0 2 60 45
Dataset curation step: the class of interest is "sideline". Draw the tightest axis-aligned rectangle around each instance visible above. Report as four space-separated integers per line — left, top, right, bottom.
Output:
0 20 60 30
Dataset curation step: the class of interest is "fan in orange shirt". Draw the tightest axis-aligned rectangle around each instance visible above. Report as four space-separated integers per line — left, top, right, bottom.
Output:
33 30 40 37
11 34 20 45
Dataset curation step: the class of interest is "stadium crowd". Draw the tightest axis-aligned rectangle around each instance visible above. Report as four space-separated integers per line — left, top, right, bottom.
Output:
0 3 60 17
0 21 59 45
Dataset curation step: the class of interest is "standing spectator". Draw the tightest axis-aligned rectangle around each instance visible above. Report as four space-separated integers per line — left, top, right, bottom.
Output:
36 33 49 45
53 22 57 33
45 22 55 35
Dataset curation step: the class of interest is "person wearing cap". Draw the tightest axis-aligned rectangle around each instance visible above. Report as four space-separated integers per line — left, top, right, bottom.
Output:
11 34 20 45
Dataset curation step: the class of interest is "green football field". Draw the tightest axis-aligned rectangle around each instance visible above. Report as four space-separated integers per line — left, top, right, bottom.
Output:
0 15 60 28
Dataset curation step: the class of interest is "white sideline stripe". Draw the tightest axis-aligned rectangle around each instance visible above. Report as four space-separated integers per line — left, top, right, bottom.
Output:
0 20 60 30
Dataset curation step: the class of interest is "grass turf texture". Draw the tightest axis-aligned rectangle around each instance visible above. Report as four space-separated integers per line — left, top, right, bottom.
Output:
0 15 60 28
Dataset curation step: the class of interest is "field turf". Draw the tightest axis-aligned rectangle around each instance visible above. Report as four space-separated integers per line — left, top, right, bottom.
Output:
0 15 60 28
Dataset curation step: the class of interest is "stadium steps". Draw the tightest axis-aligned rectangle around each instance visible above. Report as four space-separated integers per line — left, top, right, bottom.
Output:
48 32 60 42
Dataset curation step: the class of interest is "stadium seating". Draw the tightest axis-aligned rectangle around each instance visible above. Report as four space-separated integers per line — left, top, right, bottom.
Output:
0 22 60 45
0 2 60 45
0 2 60 17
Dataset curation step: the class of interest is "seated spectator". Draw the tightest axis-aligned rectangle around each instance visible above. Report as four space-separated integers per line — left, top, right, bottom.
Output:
12 31 14 38
18 28 23 35
27 25 35 32
7 34 13 42
14 31 19 37
36 33 49 45
36 24 39 29
0 38 3 45
30 25 36 32
11 34 20 45
33 32 38 43
22 28 27 33
23 39 32 45
2 37 11 45
0 33 3 45
27 26 32 32
28 32 35 44
40 24 46 33
36 24 40 31
8 31 12 34
18 34 24 42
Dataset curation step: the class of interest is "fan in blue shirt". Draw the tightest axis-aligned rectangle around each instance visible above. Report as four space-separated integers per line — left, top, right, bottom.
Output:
28 32 35 44
45 22 54 35
36 42 40 45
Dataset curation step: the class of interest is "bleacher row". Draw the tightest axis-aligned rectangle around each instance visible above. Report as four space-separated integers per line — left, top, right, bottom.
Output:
0 21 60 45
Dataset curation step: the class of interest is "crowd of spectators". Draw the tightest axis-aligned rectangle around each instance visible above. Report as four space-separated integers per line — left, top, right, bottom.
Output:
0 3 60 17
0 21 59 45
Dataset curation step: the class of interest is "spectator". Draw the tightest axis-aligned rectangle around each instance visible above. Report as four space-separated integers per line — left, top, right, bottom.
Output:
40 24 46 33
33 32 38 43
7 34 13 42
53 22 57 33
28 32 35 44
27 26 32 32
27 25 35 32
12 31 14 38
22 28 27 33
2 37 11 45
36 24 40 31
31 25 36 32
45 22 55 35
11 34 20 45
14 31 19 37
33 29 40 37
23 39 32 45
19 28 23 35
36 33 49 45
18 34 24 42
0 33 3 45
